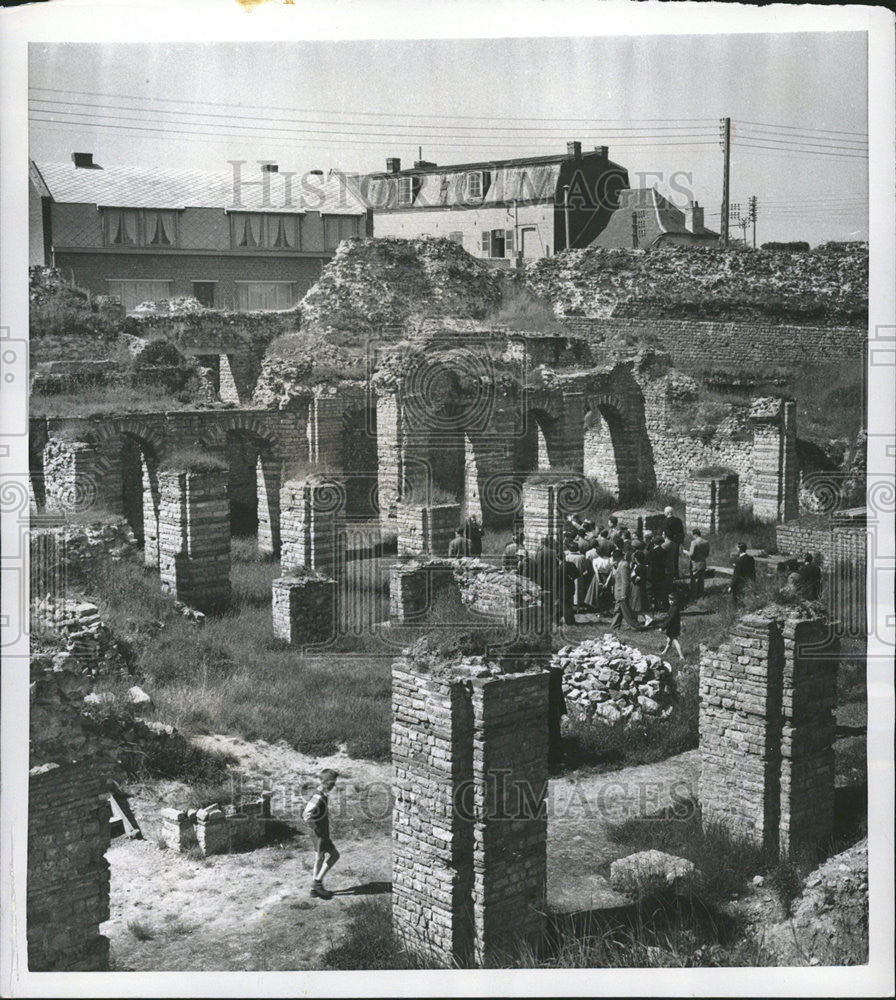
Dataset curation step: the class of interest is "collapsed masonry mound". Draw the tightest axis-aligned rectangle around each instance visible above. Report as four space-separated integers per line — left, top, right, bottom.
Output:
523 243 868 325
553 635 675 726
761 838 868 966
299 237 505 343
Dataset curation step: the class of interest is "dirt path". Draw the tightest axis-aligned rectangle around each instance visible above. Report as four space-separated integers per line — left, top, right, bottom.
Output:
104 738 699 970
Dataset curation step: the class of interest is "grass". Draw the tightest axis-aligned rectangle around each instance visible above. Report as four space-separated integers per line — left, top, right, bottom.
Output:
159 448 228 474
487 283 565 335
30 384 200 418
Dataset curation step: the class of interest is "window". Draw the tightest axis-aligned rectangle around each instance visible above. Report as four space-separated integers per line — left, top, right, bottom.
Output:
229 213 302 250
323 214 361 250
467 171 484 199
480 229 513 259
234 281 297 311
106 279 173 314
632 210 647 246
103 209 178 248
398 176 415 206
192 282 217 307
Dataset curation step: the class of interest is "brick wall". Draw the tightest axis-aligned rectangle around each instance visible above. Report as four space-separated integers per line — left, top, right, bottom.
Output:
392 657 548 967
272 575 338 646
28 761 111 971
396 504 461 557
563 317 865 371
685 470 739 534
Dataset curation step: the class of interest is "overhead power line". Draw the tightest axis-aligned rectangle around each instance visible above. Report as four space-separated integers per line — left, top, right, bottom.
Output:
737 119 868 138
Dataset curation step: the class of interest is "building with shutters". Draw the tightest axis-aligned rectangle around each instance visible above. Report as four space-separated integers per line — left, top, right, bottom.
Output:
351 142 629 262
29 155 368 313
588 187 720 249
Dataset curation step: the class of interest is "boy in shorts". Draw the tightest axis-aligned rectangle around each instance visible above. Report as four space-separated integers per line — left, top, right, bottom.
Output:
302 769 340 899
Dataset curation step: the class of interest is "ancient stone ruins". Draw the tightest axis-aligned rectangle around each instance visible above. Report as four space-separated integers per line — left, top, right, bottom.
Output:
26 245 870 971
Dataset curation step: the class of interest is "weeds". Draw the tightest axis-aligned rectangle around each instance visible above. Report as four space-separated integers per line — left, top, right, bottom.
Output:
127 919 156 942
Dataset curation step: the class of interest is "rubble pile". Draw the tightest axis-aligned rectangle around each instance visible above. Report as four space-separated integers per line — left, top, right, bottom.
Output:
31 598 133 675
552 635 675 726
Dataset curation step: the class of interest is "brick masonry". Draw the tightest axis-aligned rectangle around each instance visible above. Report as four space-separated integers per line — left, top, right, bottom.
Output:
392 658 548 967
27 761 111 971
522 480 575 555
279 479 344 576
699 607 837 857
158 468 231 611
396 504 462 557
271 575 338 645
160 793 273 855
685 470 740 534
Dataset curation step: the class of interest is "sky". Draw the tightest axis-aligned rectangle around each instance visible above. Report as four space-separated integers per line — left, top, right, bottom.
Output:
28 32 869 246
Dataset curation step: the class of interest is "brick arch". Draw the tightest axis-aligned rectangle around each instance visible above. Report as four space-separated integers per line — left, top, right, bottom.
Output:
197 415 281 455
93 418 167 460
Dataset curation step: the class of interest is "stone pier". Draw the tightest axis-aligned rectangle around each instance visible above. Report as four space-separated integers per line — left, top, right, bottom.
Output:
522 479 575 556
392 655 548 967
699 606 836 857
272 575 338 646
749 398 799 523
397 503 462 557
157 468 231 612
280 478 344 576
685 468 739 534
42 439 116 516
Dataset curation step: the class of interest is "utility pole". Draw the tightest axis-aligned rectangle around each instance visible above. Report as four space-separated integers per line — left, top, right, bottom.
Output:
720 117 731 249
748 195 758 248
563 185 571 250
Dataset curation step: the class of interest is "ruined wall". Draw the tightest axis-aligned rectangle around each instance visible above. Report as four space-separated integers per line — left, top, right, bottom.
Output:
699 608 836 857
562 317 865 371
392 658 548 966
271 575 338 645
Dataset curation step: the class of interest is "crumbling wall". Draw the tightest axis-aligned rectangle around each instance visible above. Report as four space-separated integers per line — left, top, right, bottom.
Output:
30 519 138 601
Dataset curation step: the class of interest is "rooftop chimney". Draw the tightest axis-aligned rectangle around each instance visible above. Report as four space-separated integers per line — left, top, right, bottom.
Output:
386 157 401 174
567 141 582 160
72 152 93 169
414 159 438 169
685 200 705 235
594 145 609 159
261 163 279 173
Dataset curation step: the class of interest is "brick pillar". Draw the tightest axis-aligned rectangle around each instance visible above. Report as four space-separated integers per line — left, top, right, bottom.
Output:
470 671 549 965
750 397 799 523
700 612 784 852
272 576 337 645
307 393 345 468
830 511 867 637
392 658 549 967
43 440 118 516
27 760 111 971
279 478 344 576
218 354 247 404
779 614 837 857
397 503 462 557
142 454 161 569
376 389 403 525
256 454 281 555
685 469 739 534
699 608 837 858
522 480 573 555
157 469 231 612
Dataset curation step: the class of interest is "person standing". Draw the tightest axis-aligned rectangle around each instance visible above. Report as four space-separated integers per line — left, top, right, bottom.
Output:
629 544 651 625
607 515 623 551
797 552 823 600
532 537 563 624
463 516 485 557
657 590 685 662
561 542 579 625
687 529 711 599
663 506 685 577
646 534 668 612
610 549 642 631
303 769 341 900
565 539 588 613
502 530 525 571
731 542 756 606
661 529 678 597
448 527 471 558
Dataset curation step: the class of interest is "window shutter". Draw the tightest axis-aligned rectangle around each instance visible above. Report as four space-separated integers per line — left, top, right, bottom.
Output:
481 231 490 254
505 229 514 255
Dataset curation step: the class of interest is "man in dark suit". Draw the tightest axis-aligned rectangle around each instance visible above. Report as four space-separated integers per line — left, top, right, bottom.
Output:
797 552 823 600
448 528 471 558
731 541 756 606
531 537 563 625
663 505 685 579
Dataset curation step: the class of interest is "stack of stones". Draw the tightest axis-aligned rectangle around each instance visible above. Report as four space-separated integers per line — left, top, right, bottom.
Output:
280 478 344 576
552 635 674 726
271 573 337 646
396 503 461 557
157 468 231 612
685 468 739 534
30 519 138 600
160 793 273 856
41 439 102 513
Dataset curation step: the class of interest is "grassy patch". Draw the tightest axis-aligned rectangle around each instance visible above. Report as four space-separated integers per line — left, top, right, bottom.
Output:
30 384 198 418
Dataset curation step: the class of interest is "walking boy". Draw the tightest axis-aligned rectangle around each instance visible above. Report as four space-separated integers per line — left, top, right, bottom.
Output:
303 769 340 899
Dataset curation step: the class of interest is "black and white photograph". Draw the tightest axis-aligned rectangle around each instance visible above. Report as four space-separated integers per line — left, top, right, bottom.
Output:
1 2 893 995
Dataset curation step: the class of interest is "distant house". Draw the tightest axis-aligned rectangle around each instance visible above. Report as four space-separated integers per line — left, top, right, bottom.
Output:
29 154 367 312
351 142 629 261
589 188 719 249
